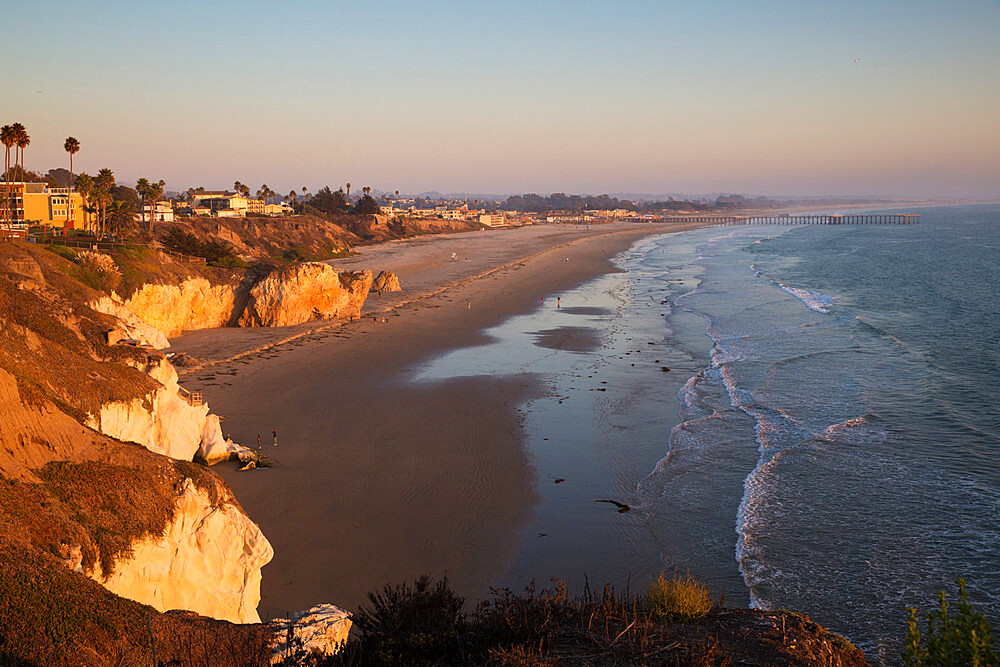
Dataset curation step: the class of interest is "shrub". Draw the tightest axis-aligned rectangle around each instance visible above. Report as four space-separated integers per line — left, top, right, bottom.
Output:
350 576 466 665
160 227 241 267
641 572 712 621
903 578 997 666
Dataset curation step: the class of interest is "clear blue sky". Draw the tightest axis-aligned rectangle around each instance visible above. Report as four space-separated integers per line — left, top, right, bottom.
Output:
4 0 999 198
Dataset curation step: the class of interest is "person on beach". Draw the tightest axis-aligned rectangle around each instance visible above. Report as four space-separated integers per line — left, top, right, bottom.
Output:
256 434 262 452
271 428 278 447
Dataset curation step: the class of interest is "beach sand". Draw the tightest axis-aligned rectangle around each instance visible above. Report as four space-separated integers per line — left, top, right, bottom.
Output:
174 221 706 617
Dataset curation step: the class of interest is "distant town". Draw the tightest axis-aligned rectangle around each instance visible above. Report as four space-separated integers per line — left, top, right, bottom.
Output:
1 123 925 242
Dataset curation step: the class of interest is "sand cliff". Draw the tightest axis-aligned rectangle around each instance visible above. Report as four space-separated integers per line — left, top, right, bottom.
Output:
92 478 273 624
90 263 374 344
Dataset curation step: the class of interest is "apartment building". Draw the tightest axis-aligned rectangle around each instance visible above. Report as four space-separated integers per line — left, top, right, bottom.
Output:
0 182 89 229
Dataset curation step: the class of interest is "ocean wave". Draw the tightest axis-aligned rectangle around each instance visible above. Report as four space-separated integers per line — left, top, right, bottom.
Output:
776 281 836 314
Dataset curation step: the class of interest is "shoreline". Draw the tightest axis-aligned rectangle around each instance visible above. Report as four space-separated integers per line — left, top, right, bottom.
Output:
179 221 707 615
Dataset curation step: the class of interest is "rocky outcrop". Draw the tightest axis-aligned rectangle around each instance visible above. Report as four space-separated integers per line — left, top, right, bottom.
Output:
269 604 353 661
239 263 373 327
86 357 210 461
121 278 236 338
372 270 402 294
94 478 273 624
89 294 171 348
86 356 253 464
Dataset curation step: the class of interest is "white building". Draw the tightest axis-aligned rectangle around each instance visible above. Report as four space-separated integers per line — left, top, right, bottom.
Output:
140 201 175 223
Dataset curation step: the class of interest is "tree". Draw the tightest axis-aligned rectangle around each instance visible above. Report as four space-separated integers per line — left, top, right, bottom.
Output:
149 180 164 230
0 125 13 222
74 173 94 230
346 182 351 200
105 200 137 237
136 178 151 228
13 124 29 183
93 168 115 239
286 190 297 211
64 136 80 177
309 186 349 215
352 193 381 216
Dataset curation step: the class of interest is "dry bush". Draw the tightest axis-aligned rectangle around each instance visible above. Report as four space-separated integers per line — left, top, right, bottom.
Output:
76 250 122 290
641 571 713 621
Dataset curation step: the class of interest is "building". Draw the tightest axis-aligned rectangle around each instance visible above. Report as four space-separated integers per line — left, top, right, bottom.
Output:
189 192 249 217
479 213 508 227
1 182 89 230
246 198 265 215
140 201 175 223
263 202 292 216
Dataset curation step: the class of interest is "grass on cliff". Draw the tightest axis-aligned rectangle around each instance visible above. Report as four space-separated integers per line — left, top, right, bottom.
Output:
904 578 998 666
641 571 713 621
298 575 866 666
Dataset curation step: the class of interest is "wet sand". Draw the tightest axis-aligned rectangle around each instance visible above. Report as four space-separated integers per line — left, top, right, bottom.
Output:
175 221 706 616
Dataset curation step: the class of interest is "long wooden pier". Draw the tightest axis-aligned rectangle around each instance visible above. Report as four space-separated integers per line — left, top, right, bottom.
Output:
658 213 919 225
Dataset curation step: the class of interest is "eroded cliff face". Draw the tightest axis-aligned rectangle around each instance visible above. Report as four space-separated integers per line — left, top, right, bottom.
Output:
87 295 171 349
121 278 236 338
86 357 214 461
239 263 373 327
94 478 274 624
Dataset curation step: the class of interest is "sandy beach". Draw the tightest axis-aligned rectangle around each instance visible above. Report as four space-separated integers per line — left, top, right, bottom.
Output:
174 221 705 617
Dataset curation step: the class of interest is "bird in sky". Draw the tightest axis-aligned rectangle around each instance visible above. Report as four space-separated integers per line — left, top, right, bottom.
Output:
853 58 862 63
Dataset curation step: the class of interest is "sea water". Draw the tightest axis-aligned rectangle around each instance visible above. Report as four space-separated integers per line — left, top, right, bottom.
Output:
417 204 1000 662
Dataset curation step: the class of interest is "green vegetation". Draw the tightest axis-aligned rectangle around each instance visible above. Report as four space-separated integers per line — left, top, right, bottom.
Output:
641 571 713 621
38 461 176 574
904 578 998 666
160 226 246 267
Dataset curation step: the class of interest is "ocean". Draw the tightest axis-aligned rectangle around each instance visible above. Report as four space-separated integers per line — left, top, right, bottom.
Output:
417 204 1000 662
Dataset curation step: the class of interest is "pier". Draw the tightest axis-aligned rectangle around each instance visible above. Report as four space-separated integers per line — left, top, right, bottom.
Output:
657 213 919 225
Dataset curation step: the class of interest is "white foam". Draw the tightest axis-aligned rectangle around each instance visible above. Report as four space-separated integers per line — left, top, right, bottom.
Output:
776 281 835 314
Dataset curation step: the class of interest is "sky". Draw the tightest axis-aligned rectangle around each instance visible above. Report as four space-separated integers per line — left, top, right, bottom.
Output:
4 0 999 199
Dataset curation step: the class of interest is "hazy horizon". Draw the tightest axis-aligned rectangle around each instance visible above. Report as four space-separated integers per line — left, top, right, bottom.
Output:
4 1 999 199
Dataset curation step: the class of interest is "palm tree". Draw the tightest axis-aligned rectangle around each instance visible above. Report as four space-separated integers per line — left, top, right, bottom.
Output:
94 168 115 239
136 178 151 228
0 125 14 222
13 124 29 183
105 200 136 238
287 190 297 211
346 183 351 201
64 137 80 179
74 173 93 230
149 180 165 230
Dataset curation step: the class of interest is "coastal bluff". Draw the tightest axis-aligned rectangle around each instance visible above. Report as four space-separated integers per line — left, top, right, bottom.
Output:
91 261 374 341
0 240 356 663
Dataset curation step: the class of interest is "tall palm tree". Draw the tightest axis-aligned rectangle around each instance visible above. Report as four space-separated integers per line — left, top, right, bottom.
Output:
74 173 93 231
64 137 80 180
136 178 151 228
287 190 297 211
0 125 13 222
149 180 165 231
94 168 115 239
346 183 351 201
12 124 29 183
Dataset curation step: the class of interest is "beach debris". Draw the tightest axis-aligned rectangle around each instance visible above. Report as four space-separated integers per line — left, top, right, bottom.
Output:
553 478 565 484
661 367 671 372
537 532 548 537
238 460 257 471
595 499 631 513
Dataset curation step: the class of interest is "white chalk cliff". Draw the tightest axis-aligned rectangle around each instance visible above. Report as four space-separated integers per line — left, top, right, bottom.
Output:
94 478 273 624
87 357 214 461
